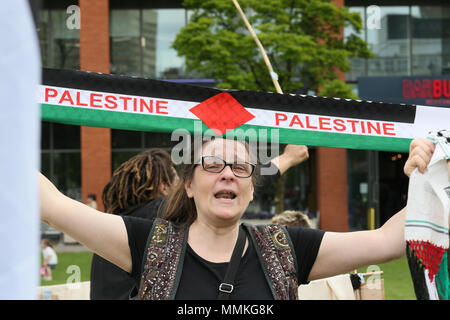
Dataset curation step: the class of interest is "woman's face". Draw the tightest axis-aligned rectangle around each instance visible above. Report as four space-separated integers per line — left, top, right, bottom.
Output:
185 139 254 224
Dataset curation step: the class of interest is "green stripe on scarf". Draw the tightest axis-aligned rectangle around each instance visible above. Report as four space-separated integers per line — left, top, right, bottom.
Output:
42 104 411 152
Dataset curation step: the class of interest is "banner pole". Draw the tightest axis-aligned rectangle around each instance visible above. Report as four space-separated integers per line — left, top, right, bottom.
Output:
231 0 283 94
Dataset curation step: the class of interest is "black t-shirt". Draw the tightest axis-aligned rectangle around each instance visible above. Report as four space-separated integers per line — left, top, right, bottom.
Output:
90 162 306 300
123 216 325 300
90 198 164 300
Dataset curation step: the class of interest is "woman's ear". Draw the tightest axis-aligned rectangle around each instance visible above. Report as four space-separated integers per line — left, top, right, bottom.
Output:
185 179 194 198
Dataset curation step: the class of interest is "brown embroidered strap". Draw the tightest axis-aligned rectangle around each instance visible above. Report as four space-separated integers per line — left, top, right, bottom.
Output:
137 218 187 300
244 223 299 300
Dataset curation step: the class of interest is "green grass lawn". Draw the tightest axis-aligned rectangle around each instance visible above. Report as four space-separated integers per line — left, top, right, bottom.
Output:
358 255 416 300
41 251 417 300
40 252 93 287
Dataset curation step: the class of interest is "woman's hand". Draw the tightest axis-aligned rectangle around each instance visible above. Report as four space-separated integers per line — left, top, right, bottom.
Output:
404 138 436 177
274 144 309 175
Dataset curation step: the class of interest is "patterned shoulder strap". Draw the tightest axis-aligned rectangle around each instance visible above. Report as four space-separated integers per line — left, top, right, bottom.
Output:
137 218 188 300
243 223 299 300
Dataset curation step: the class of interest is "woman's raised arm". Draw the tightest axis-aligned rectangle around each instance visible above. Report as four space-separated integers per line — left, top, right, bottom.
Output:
307 138 436 281
39 172 132 273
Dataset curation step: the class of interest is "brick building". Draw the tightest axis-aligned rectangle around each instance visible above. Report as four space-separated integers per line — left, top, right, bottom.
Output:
38 0 450 235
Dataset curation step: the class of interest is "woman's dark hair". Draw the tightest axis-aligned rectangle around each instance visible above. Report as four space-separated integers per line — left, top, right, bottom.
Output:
102 148 176 215
162 137 258 226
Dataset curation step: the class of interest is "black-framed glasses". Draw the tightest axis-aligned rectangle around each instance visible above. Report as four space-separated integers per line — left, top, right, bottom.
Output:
201 156 255 178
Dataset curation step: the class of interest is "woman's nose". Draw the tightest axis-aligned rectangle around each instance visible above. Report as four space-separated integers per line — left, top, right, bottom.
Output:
220 165 235 179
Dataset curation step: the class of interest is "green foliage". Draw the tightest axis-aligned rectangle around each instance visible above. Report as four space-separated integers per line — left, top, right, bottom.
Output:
318 79 358 99
174 0 373 96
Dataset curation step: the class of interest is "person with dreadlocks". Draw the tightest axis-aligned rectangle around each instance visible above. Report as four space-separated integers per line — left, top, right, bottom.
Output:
90 148 178 300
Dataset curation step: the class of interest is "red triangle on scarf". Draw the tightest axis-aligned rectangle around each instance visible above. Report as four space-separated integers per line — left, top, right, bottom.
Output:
189 92 255 136
408 240 446 281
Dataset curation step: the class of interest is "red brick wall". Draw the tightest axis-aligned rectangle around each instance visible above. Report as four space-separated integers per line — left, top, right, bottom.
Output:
79 0 111 211
317 0 348 232
317 147 348 231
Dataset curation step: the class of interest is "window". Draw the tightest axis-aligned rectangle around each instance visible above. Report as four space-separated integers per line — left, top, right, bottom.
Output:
411 6 450 75
344 6 366 82
346 4 450 79
37 4 80 70
367 6 411 77
41 122 81 201
110 5 193 79
111 129 176 171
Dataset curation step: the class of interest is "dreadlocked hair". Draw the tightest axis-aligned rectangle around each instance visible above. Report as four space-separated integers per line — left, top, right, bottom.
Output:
102 148 176 215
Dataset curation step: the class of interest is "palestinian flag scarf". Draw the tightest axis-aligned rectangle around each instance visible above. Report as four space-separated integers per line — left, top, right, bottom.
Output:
39 68 450 153
405 130 450 300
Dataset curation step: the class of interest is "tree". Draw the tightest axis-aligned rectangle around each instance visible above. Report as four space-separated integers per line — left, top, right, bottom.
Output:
173 0 373 96
173 0 373 213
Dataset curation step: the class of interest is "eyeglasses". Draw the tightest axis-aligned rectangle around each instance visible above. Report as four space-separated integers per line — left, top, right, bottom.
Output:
201 156 255 178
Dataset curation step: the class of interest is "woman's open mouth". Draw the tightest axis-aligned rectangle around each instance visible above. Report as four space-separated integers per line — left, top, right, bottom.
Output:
214 190 237 200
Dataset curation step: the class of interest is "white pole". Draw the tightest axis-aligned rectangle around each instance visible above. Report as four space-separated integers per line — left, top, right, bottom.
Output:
231 0 283 94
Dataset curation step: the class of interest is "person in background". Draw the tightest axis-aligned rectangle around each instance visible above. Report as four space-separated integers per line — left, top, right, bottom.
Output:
41 239 58 281
272 210 312 228
86 194 98 210
90 148 178 299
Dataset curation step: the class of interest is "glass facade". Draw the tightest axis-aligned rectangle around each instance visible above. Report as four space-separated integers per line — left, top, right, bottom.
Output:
40 122 81 201
347 150 369 231
367 6 411 77
38 2 81 233
378 151 409 227
345 4 450 81
411 6 450 75
344 2 450 230
37 5 80 70
110 6 193 79
344 7 366 83
111 130 180 171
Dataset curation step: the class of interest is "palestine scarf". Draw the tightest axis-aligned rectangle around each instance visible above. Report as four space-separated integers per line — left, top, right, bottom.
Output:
405 130 450 300
39 68 450 153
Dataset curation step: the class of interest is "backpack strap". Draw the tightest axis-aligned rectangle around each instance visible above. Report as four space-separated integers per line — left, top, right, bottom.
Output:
136 218 188 300
243 223 299 300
